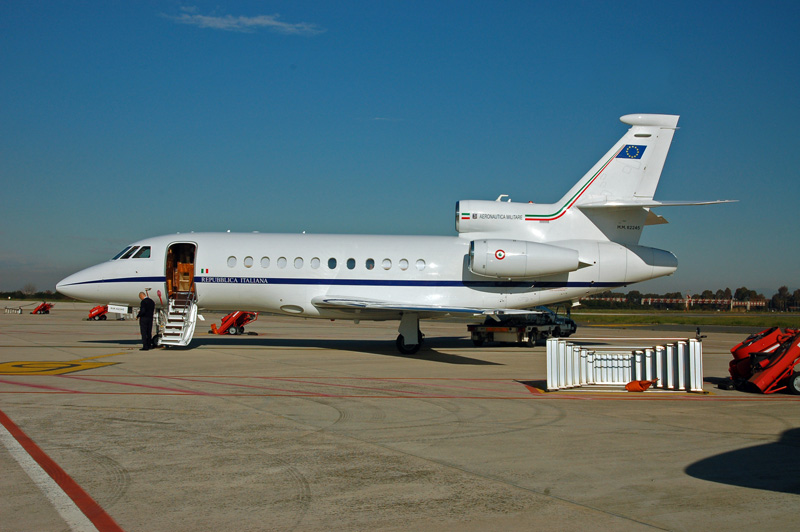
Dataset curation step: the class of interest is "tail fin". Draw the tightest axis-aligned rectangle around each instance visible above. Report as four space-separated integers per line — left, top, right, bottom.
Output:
564 114 679 207
455 114 731 245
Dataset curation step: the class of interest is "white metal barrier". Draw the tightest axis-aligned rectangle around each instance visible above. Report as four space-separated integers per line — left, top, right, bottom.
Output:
4 307 23 314
546 337 704 392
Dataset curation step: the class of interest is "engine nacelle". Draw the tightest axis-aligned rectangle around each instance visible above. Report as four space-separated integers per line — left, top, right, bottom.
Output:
469 239 580 279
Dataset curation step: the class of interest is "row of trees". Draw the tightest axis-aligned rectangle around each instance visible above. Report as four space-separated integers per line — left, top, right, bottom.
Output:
582 286 800 311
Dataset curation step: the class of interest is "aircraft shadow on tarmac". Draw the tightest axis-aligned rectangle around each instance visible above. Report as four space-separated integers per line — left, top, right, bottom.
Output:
685 427 800 494
83 337 502 365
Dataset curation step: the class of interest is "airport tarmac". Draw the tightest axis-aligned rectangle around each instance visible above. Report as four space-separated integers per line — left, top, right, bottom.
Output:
1 302 798 531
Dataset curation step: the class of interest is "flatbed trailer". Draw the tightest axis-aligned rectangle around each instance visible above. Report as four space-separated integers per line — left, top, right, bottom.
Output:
468 307 576 347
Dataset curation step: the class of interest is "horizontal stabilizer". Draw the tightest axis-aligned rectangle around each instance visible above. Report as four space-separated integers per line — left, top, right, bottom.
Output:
578 199 736 209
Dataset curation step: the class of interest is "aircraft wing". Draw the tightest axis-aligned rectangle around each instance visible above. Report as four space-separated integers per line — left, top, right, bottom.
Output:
311 296 536 320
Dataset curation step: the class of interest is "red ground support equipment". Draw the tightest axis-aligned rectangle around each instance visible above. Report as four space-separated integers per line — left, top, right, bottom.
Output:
30 302 53 314
210 311 258 335
731 330 800 395
88 305 109 321
729 328 798 379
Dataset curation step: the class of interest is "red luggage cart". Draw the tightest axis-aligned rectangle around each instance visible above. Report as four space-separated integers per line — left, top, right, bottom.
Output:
30 302 53 314
210 311 259 335
88 305 109 320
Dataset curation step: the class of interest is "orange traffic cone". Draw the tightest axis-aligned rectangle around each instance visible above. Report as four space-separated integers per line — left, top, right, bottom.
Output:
625 379 659 392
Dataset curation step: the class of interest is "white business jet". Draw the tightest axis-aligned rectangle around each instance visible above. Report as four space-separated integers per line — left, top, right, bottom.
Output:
57 114 731 353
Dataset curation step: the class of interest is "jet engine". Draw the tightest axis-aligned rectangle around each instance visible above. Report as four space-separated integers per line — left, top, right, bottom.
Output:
469 239 580 279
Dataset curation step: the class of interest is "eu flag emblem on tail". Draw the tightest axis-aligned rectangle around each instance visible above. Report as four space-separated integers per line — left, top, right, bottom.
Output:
616 145 646 159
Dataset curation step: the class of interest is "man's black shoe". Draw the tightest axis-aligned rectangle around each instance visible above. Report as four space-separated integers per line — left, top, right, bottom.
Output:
140 347 149 351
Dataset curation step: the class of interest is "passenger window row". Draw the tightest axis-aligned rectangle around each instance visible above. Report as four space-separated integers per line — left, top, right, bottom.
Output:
227 256 427 271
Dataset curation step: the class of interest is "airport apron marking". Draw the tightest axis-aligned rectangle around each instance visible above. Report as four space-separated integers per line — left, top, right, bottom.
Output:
0 352 125 375
0 408 124 532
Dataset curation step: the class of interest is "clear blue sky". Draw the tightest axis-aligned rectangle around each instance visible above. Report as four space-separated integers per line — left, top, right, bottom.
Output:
2 1 798 296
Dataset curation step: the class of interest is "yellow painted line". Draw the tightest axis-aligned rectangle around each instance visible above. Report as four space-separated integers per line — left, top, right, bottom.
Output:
71 352 128 363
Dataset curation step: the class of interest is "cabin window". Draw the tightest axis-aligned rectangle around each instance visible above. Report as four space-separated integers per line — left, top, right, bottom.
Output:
328 258 337 269
366 258 375 270
311 257 320 269
112 246 132 260
120 246 140 260
261 257 270 268
416 259 426 271
227 256 237 268
277 257 287 268
132 246 151 259
244 256 254 268
346 258 356 270
382 259 392 270
399 259 409 270
294 257 304 269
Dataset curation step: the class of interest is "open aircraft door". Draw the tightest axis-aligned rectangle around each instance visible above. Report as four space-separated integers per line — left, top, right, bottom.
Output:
165 242 197 300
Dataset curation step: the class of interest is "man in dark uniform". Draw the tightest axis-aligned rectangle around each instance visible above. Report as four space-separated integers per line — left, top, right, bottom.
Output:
137 291 156 350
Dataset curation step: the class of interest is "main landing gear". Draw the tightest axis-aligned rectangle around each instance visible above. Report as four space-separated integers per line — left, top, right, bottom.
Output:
396 312 424 354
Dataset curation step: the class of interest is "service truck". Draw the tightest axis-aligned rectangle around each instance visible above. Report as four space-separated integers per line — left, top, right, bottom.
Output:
468 306 577 347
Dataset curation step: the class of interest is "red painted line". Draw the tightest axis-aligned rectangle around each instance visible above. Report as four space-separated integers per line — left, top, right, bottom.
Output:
268 377 439 396
0 379 79 393
162 376 341 397
0 408 125 532
58 375 216 395
360 379 527 395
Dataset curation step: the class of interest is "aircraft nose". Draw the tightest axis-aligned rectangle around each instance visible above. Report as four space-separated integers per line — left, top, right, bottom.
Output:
56 264 105 302
56 272 86 300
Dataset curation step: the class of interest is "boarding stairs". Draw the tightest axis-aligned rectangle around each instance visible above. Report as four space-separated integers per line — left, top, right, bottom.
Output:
159 292 198 347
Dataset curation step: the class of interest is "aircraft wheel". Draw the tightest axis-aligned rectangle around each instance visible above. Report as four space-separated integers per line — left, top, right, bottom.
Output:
152 334 161 347
526 334 538 347
396 333 422 355
100 314 107 321
552 327 561 338
788 372 800 395
228 327 238 335
237 326 245 335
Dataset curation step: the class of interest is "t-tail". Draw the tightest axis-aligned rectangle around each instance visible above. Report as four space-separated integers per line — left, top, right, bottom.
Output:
456 113 732 246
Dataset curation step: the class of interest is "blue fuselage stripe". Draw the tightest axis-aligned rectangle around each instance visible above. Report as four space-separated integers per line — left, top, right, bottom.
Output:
61 276 621 289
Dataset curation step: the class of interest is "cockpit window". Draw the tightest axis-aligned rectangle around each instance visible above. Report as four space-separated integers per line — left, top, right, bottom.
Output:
120 246 140 260
132 246 151 259
112 246 132 260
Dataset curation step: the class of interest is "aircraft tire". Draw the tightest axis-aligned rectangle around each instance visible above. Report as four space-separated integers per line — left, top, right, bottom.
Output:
396 333 422 355
100 314 107 321
228 327 238 335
